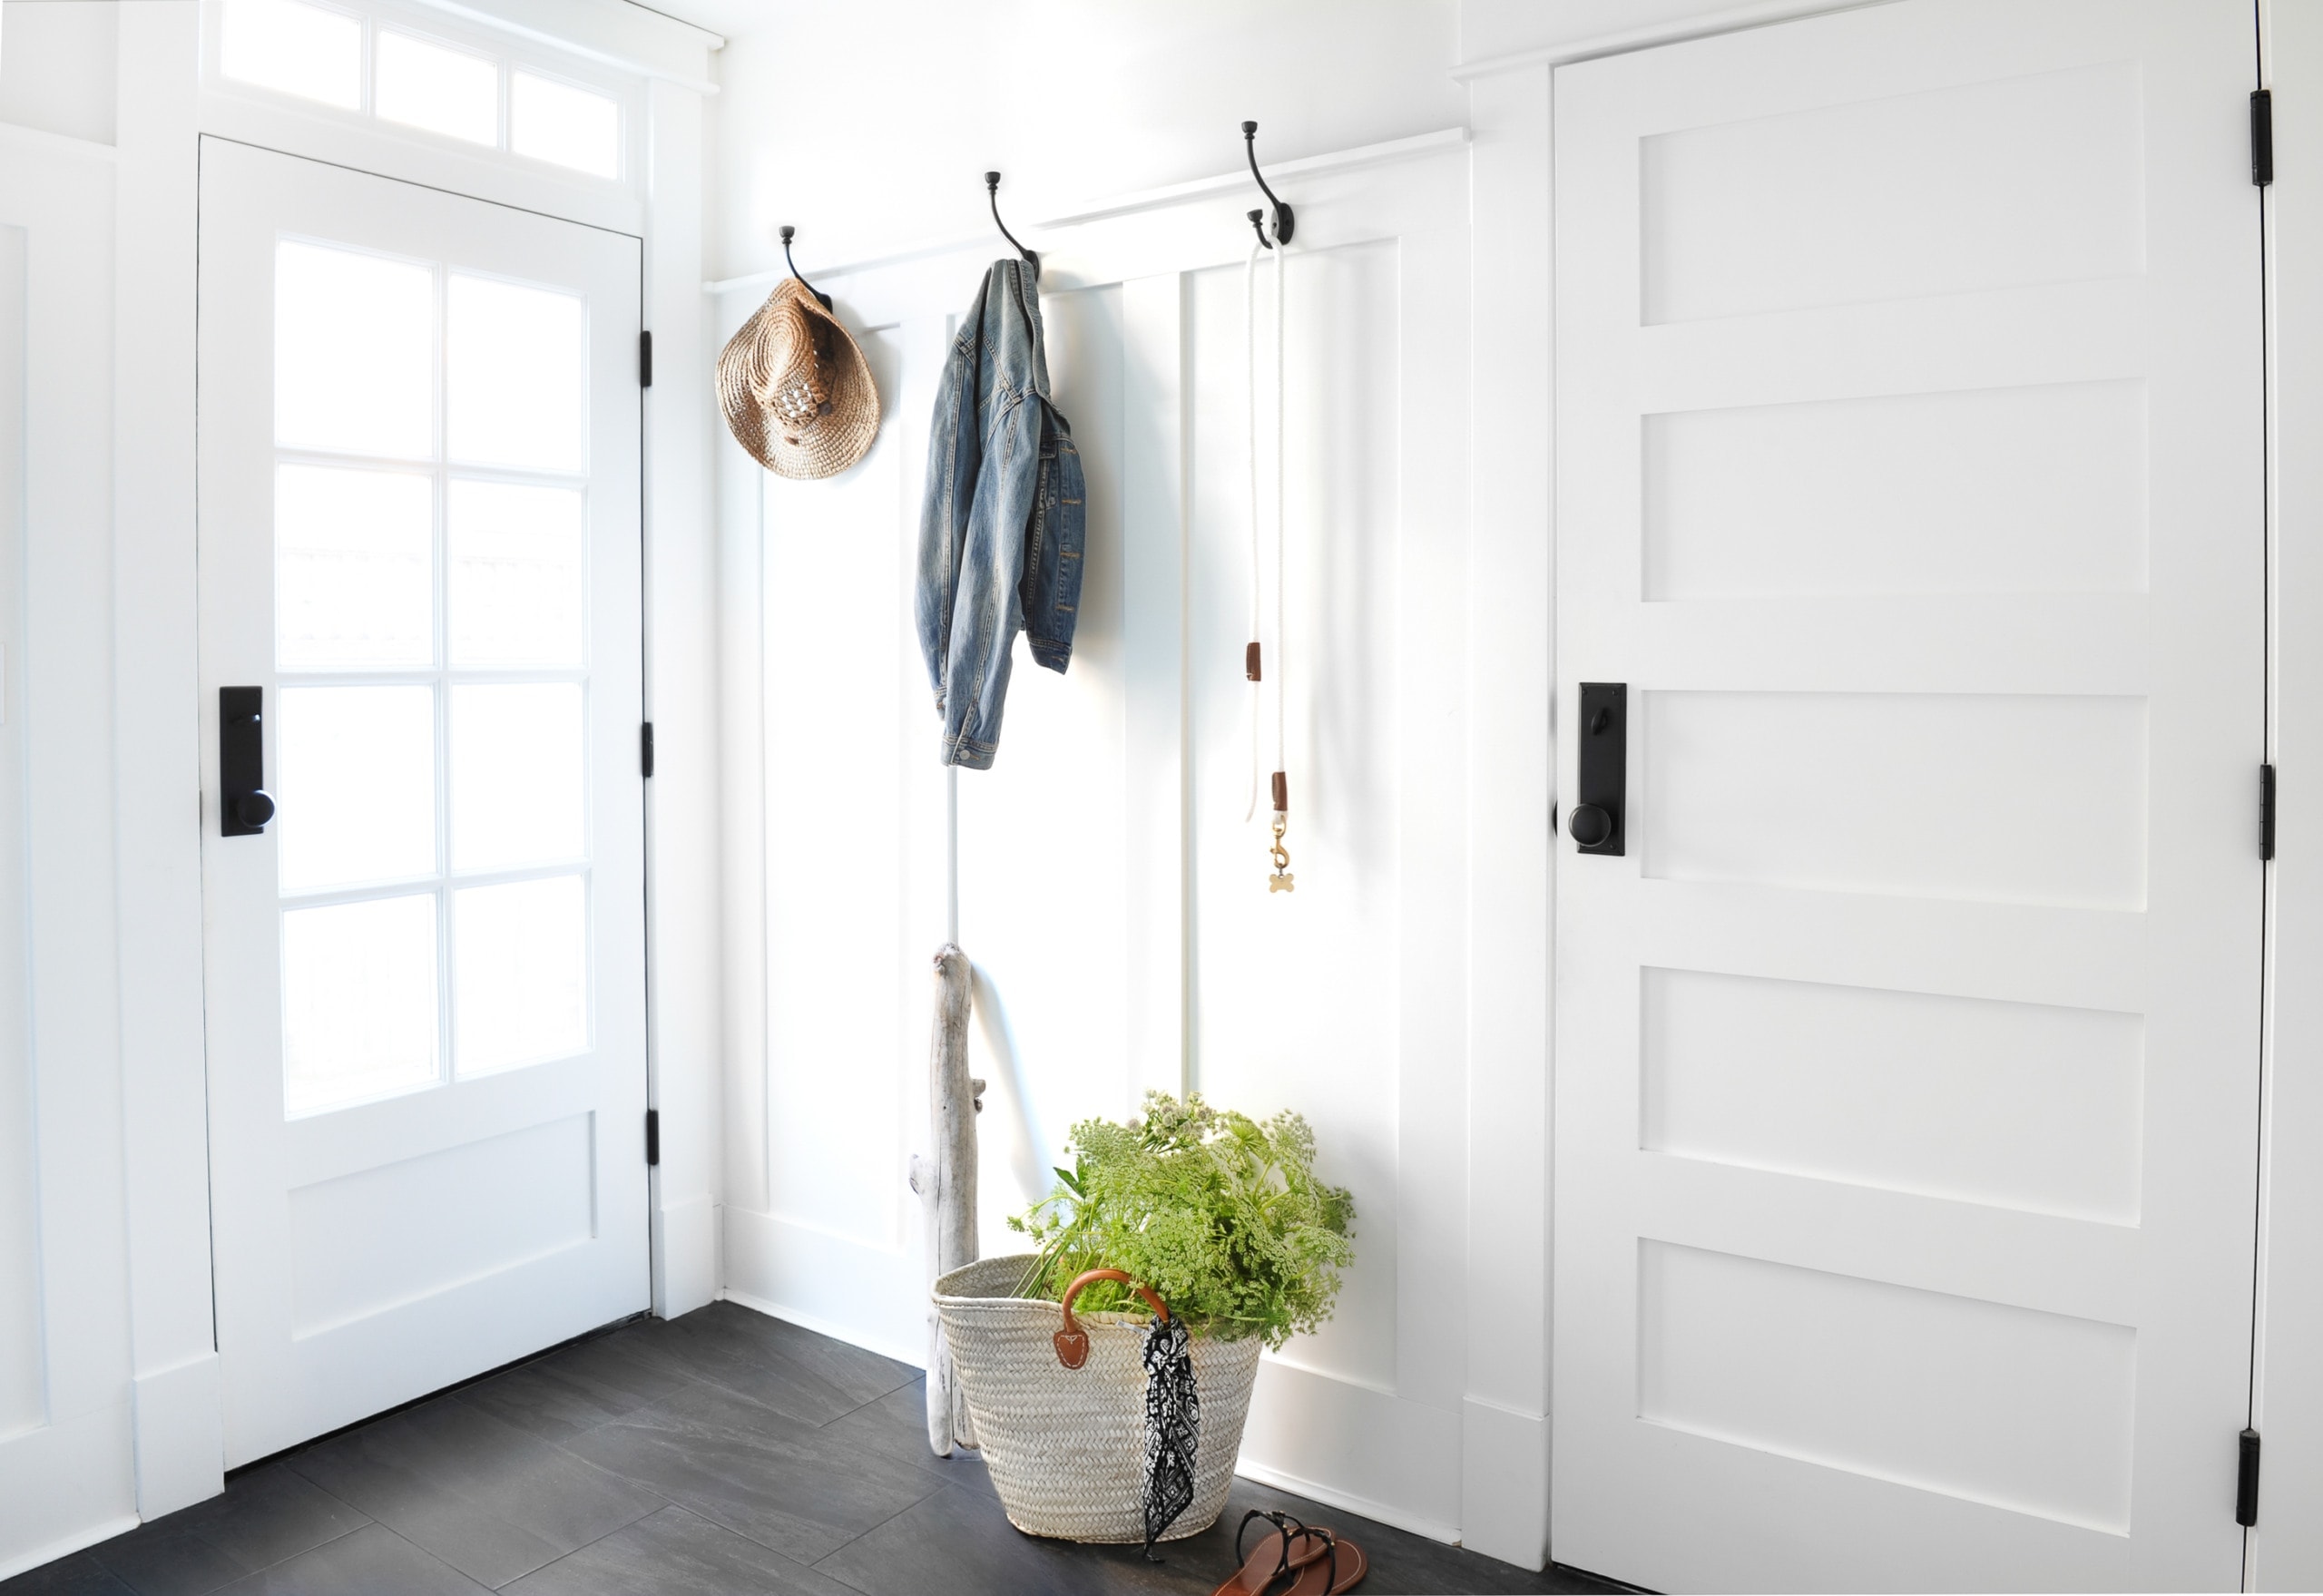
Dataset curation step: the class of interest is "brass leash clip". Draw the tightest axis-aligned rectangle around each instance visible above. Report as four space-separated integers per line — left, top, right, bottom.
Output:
1269 813 1294 894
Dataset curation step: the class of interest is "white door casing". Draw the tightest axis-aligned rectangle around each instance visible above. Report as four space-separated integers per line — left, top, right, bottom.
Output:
198 138 648 1468
1552 2 2264 1590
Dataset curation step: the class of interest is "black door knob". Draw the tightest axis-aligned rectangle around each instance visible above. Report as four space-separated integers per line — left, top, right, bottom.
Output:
232 790 275 829
1568 803 1613 848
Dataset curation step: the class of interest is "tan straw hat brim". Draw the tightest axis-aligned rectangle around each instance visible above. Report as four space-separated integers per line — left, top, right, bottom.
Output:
718 279 882 480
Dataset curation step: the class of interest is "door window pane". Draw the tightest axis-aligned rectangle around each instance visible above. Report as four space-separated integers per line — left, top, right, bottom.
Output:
283 893 440 1114
446 275 584 472
375 31 498 148
509 73 620 179
448 481 585 667
279 685 438 891
449 684 584 870
276 465 433 670
455 876 587 1076
276 240 434 460
221 0 361 110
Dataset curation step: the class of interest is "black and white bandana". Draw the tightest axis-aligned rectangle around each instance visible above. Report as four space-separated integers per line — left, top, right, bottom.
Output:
1140 1315 1200 1558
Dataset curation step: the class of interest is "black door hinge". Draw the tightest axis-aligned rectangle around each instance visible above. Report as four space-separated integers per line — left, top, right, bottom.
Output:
2254 90 2274 187
2239 1426 2261 1526
645 1109 661 1168
642 721 655 778
2263 763 2277 861
640 330 654 387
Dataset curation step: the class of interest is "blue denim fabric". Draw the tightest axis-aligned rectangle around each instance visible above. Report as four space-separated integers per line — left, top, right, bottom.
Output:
916 259 1086 769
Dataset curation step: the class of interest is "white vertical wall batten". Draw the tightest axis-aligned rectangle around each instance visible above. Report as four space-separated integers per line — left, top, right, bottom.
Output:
1458 58 1555 1572
643 73 720 1322
0 112 137 1584
112 0 221 1523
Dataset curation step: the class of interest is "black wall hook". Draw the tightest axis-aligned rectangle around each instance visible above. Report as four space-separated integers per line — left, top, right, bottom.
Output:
984 171 1040 279
779 225 832 309
1241 121 1294 245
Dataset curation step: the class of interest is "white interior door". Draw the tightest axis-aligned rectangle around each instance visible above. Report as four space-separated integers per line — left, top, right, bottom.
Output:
198 138 647 1468
1552 3 2265 1590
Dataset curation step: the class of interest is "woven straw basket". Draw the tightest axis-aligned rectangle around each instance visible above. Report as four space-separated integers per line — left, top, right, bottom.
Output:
934 1256 1262 1543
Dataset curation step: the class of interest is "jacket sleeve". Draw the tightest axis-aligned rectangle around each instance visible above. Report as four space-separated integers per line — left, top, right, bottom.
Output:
939 390 1044 769
916 351 973 712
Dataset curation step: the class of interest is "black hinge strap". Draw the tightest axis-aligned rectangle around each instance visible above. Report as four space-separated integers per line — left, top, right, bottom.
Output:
640 330 654 387
2254 90 2275 187
642 722 655 779
2239 1427 2261 1526
2263 763 2277 861
645 1109 661 1168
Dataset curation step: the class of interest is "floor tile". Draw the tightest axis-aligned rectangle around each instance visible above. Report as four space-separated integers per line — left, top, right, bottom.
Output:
813 1379 993 1491
503 1506 859 1596
208 1523 486 1595
90 1464 369 1596
459 1328 696 1446
560 1381 941 1566
620 1304 916 1425
0 1552 138 1595
809 1480 1192 1596
286 1393 663 1588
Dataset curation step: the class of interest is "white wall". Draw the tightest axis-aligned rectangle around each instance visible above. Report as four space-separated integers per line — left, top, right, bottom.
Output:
705 0 1571 1563
707 0 1461 280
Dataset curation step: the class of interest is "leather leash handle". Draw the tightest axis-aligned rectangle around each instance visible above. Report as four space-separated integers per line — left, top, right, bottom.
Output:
1054 1268 1170 1369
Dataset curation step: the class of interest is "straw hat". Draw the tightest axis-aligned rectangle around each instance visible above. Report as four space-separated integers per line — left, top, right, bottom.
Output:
718 278 881 479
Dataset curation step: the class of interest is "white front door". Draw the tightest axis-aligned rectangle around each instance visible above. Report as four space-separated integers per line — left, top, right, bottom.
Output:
198 139 648 1468
1552 3 2265 1590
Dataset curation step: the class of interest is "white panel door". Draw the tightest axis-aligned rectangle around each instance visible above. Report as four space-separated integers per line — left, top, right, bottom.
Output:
1552 3 2264 1590
198 139 647 1468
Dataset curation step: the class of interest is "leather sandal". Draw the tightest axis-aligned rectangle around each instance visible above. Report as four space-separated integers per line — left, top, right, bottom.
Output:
1279 1527 1367 1594
1212 1510 1331 1596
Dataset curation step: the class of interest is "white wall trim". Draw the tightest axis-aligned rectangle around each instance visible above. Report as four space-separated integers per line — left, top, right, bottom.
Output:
0 1515 142 1584
719 1286 926 1371
403 0 723 93
1234 1458 1462 1547
702 127 1473 296
1449 0 1890 78
0 121 119 166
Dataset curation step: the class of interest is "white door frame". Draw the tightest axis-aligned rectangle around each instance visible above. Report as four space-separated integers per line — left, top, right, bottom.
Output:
103 0 720 1525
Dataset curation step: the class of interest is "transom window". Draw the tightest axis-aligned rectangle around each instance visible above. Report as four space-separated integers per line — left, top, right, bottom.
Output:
218 0 624 181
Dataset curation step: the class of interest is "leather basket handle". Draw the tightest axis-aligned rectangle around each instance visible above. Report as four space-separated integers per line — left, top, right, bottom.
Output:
1054 1268 1170 1369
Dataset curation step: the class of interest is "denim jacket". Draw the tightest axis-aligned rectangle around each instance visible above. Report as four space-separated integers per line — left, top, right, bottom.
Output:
916 259 1086 769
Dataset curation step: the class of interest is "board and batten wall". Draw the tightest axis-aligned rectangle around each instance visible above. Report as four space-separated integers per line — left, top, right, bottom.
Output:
713 133 1556 1562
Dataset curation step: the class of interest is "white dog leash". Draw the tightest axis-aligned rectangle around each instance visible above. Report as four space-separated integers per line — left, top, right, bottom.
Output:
1243 218 1292 892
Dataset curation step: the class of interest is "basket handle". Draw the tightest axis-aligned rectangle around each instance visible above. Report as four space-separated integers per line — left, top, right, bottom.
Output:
1054 1268 1170 1369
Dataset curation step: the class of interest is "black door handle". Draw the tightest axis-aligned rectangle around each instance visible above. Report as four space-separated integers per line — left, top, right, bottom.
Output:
1573 682 1625 856
221 686 271 837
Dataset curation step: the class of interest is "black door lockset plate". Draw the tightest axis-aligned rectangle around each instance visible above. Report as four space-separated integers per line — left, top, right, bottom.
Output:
220 686 274 837
1571 681 1625 856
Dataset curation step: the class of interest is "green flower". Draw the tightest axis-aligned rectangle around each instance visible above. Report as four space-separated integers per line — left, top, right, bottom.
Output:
1006 1092 1355 1350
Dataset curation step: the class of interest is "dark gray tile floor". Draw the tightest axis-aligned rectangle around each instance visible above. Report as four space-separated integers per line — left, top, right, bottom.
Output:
7 1303 1632 1596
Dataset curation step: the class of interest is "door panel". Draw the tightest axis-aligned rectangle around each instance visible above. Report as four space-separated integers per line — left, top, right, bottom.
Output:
198 139 646 1467
1552 3 2264 1589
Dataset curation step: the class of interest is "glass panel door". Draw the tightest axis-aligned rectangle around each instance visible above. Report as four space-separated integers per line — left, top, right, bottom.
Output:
199 137 646 1467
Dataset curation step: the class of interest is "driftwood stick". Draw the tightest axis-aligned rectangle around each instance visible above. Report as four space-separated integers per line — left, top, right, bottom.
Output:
914 944 978 1455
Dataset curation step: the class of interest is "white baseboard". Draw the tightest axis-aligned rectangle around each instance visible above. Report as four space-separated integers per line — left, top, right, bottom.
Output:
652 1193 718 1318
718 1285 927 1369
1233 1455 1462 1545
1459 1396 1550 1571
132 1350 223 1520
0 1513 140 1582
